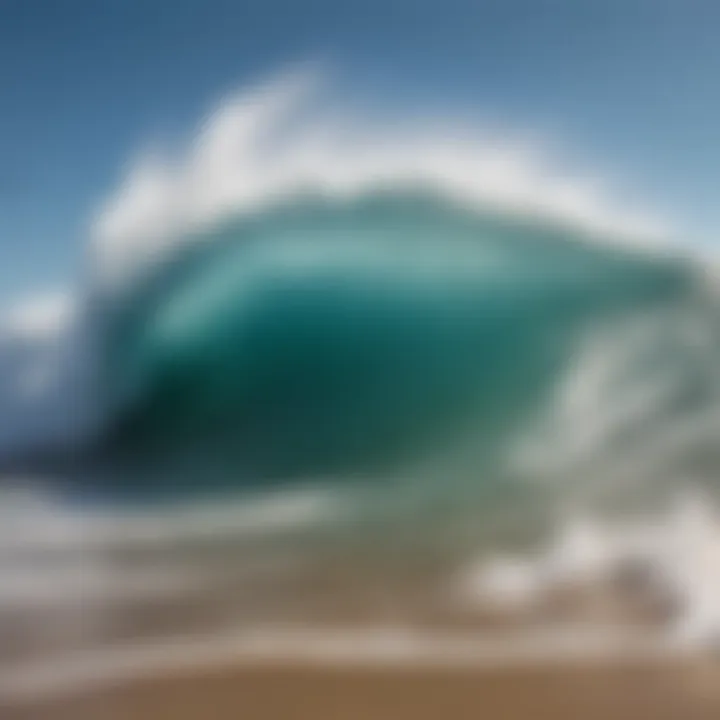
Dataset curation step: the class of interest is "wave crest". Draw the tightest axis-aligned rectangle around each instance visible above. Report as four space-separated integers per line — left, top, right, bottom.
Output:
93 68 672 289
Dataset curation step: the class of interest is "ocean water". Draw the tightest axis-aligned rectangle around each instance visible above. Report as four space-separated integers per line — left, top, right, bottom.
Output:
4 73 720 687
89 193 692 501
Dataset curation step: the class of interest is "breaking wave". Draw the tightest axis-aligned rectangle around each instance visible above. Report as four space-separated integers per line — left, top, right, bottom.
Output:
0 68 717 516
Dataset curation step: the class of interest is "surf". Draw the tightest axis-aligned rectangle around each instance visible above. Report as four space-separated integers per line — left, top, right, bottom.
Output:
0 69 712 512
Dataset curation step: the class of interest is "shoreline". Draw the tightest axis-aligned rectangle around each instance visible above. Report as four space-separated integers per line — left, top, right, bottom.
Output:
4 627 720 720
0 625 703 704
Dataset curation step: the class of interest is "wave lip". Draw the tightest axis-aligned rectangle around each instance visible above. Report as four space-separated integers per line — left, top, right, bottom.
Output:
92 69 674 290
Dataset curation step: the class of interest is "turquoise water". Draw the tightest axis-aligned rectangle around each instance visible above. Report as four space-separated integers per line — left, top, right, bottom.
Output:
87 192 701 505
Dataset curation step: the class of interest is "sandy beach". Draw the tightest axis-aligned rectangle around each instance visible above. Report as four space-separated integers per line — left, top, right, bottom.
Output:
7 654 720 720
3 623 720 720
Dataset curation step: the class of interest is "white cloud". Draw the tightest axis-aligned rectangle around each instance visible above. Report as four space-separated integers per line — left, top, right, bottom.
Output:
0 291 76 342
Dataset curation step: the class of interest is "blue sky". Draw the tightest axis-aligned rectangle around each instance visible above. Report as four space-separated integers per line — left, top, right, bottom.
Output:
2 0 720 305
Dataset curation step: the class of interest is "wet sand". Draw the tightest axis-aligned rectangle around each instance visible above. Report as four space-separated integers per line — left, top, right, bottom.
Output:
4 624 720 720
7 657 720 720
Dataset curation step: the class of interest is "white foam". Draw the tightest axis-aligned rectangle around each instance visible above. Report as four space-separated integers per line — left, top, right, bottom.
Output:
0 486 343 558
460 492 720 648
0 485 344 617
0 291 76 342
92 67 672 287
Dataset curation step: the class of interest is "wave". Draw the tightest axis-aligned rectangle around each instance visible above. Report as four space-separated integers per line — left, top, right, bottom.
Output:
0 68 715 514
6 69 720 682
91 192 694 499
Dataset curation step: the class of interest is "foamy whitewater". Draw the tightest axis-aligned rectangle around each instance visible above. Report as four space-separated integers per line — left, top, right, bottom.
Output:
4 69 720 694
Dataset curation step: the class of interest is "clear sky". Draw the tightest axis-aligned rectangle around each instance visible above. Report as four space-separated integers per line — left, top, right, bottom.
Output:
2 0 720 305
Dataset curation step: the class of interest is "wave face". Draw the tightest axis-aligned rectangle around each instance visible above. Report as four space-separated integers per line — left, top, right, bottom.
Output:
91 192 698 502
0 71 714 516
